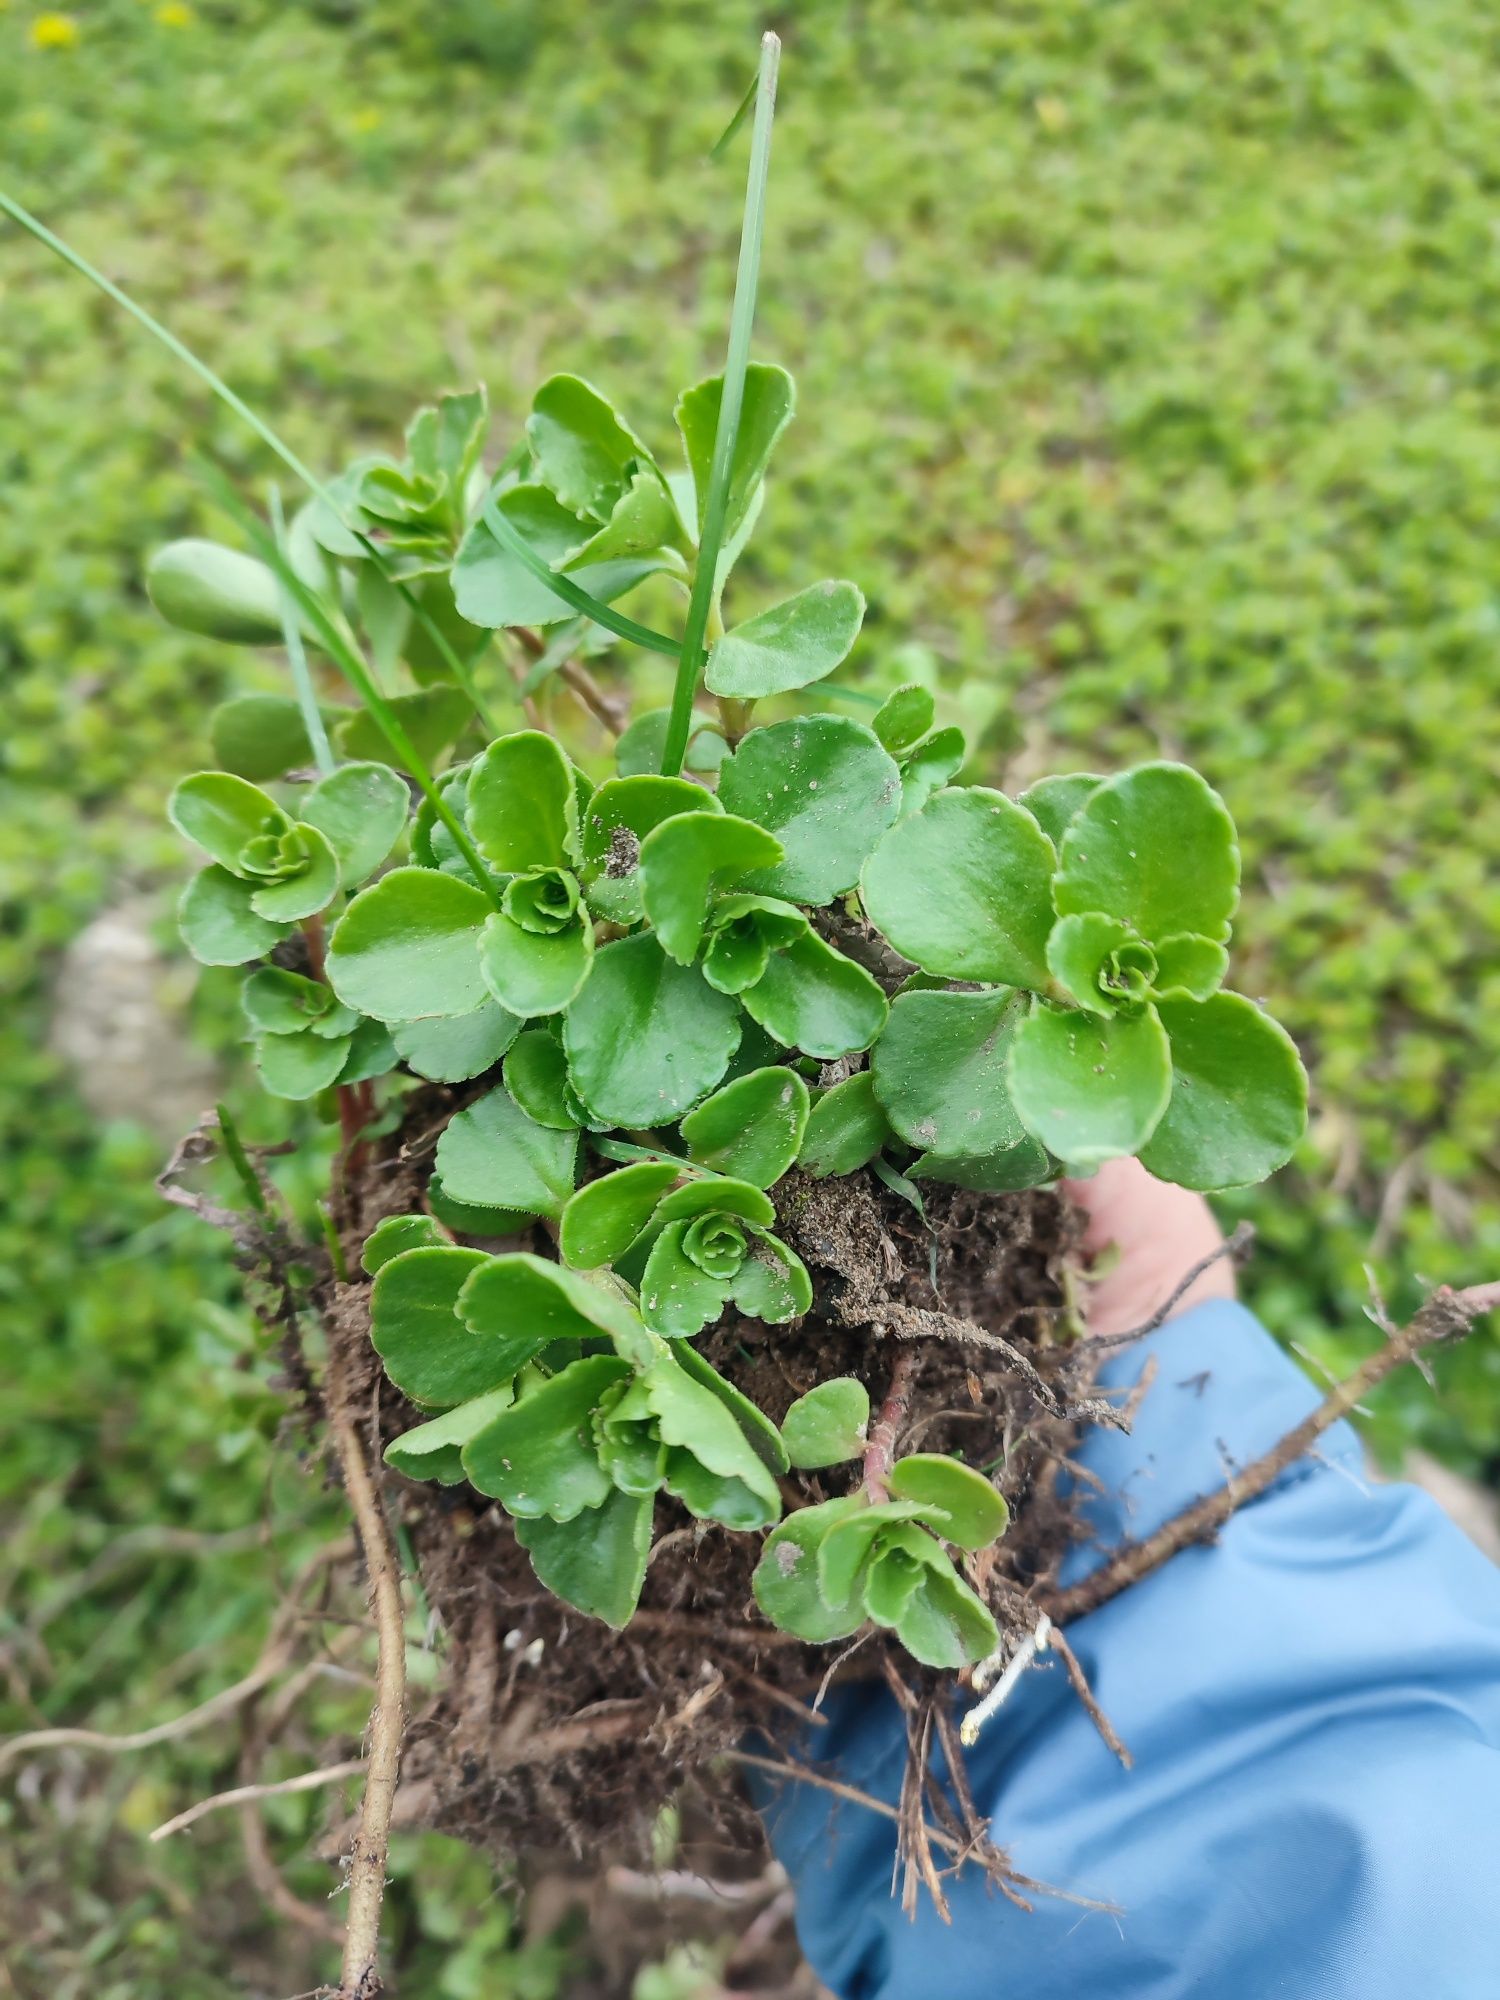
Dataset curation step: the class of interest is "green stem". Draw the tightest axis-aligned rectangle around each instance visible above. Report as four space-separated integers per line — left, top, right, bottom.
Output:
0 188 501 735
215 1102 268 1215
660 32 780 778
267 485 337 778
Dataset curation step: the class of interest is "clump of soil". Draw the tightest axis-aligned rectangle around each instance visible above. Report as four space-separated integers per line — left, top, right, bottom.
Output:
317 1091 1100 1888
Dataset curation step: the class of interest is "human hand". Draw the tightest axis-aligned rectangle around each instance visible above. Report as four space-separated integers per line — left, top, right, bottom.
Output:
1061 1157 1234 1340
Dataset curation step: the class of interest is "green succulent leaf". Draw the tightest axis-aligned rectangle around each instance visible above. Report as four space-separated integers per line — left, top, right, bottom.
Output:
241 967 338 1035
638 812 784 964
513 1486 654 1629
362 1213 454 1276
559 1160 682 1269
504 1028 585 1130
680 1065 809 1187
256 1025 350 1098
670 1338 788 1475
527 373 662 521
433 1084 578 1220
368 1245 496 1405
675 362 795 541
700 894 809 996
752 1495 869 1644
872 683 936 759
910 1137 1053 1193
578 774 721 923
337 686 475 773
781 1378 870 1469
871 987 1032 1157
729 1229 812 1323
817 1501 950 1607
211 692 337 782
169 772 290 874
147 537 286 645
705 580 865 699
245 821 341 923
888 1453 1010 1551
563 933 740 1128
1138 993 1308 1190
463 1355 631 1519
467 730 577 872
384 1386 513 1486
479 902 594 1017
717 716 901 905
1046 912 1148 1016
336 1016 397 1085
453 482 661 629
640 1220 735 1337
426 1180 535 1238
798 1072 893 1177
458 1251 655 1370
643 1353 782 1527
1053 762 1240 946
741 931 889 1060
615 708 728 779
861 787 1056 988
1017 772 1103 849
654 1177 775 1226
178 866 290 966
327 867 491 1022
897 725 966 817
1008 999 1174 1167
297 761 410 887
1151 934 1231 1002
390 996 521 1082
883 1535 999 1669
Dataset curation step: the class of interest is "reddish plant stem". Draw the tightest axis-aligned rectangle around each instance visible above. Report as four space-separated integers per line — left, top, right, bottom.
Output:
864 1345 918 1502
511 624 626 737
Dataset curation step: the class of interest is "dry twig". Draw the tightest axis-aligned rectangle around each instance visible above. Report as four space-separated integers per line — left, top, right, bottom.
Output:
149 1758 366 1842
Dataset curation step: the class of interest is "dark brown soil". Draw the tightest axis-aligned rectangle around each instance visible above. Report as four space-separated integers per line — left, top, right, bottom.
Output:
314 1084 1102 1909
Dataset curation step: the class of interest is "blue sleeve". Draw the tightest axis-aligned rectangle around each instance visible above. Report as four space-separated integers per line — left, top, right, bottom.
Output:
762 1300 1500 2000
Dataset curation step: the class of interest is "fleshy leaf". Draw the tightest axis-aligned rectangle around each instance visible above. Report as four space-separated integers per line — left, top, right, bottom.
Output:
615 708 728 778
671 1339 788 1475
817 1502 951 1608
298 761 410 887
513 1487 653 1629
705 580 865 699
680 1066 809 1188
452 483 660 629
1053 762 1240 946
147 538 285 644
504 1028 585 1130
241 967 336 1035
1138 993 1308 1190
433 1084 578 1220
256 1026 350 1098
638 812 783 964
527 374 661 520
640 1221 733 1337
563 933 740 1128
211 693 334 782
888 1454 1010 1551
861 787 1056 988
910 1137 1053 1193
886 1536 998 1669
871 987 1032 1156
729 1230 812 1323
362 1213 453 1275
1152 934 1230 1002
872 684 935 759
384 1386 513 1485
1008 1000 1173 1167
462 1355 631 1519
246 822 340 923
741 932 889 1060
368 1245 497 1405
479 907 594 1016
798 1072 893 1177
458 1251 655 1369
752 1496 868 1643
336 1017 396 1085
559 1160 682 1269
467 730 577 872
178 866 289 966
897 725 966 817
169 772 290 873
578 774 721 923
338 686 475 773
1045 911 1146 1016
643 1354 782 1527
427 1179 535 1238
654 1178 775 1226
675 363 795 541
390 997 521 1082
700 894 809 996
781 1379 870 1469
326 867 491 1022
1018 772 1103 849
717 717 901 905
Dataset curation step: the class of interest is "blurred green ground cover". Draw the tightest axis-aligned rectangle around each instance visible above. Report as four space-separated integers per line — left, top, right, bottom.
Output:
3 0 1500 1989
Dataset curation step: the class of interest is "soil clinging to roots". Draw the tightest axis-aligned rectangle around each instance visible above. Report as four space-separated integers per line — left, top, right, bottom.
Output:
320 1095 1103 1882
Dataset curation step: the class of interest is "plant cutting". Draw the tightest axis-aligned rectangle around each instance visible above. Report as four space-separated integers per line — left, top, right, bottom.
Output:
37 28 1497 1995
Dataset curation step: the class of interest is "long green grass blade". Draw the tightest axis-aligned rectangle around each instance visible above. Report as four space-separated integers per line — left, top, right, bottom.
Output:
477 495 681 658
661 33 781 778
0 188 502 733
267 484 337 777
207 469 501 907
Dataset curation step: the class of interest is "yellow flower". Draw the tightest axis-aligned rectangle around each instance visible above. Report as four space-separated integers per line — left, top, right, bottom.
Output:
154 1 195 24
350 106 382 134
29 12 79 47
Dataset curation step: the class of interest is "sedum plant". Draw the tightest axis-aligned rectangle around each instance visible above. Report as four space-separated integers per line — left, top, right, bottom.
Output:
10 39 1307 1677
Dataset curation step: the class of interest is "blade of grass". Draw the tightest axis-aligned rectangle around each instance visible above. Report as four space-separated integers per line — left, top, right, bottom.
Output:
206 467 501 907
661 32 781 778
267 484 337 778
215 1103 268 1215
708 70 759 161
477 494 681 658
0 189 502 734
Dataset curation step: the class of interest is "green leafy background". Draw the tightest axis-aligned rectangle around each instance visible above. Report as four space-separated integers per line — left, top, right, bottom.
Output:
4 0 1498 1990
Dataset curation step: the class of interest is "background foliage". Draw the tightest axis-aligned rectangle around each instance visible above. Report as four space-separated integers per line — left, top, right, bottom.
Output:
4 0 1499 1991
